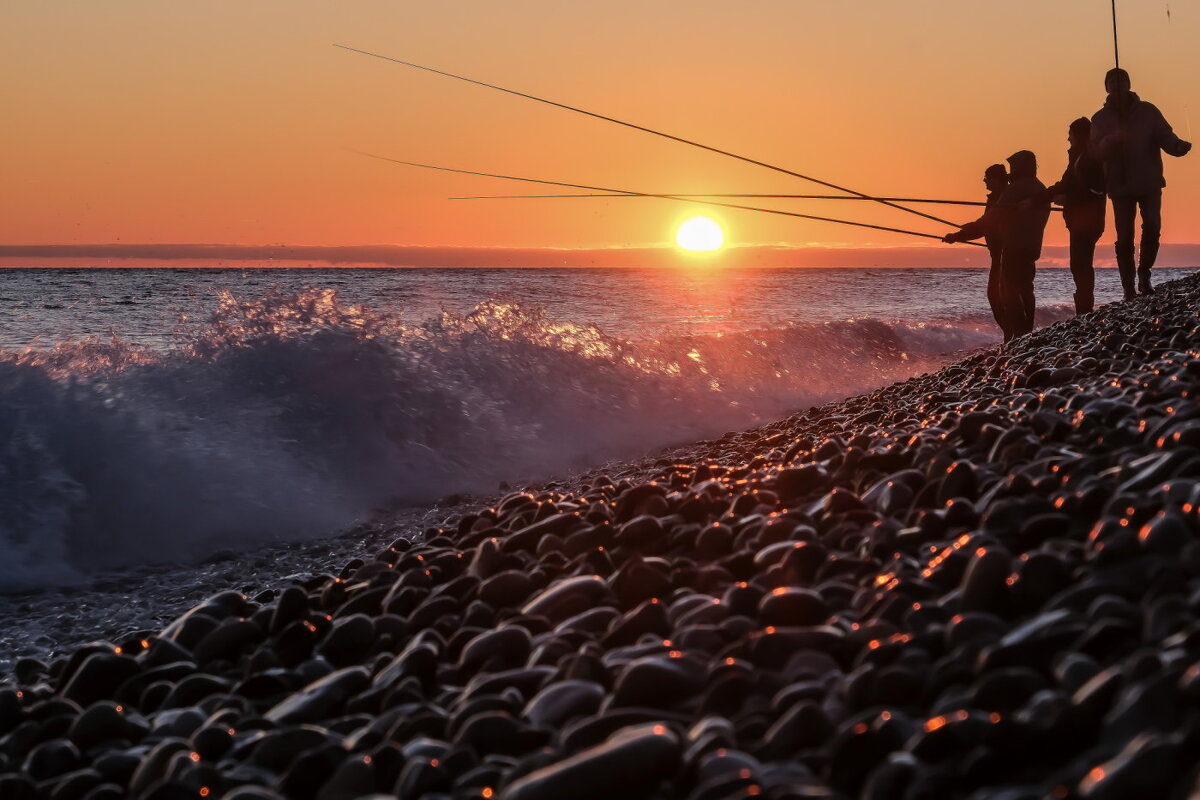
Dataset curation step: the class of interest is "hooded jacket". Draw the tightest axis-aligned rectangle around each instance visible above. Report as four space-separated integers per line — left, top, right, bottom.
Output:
1047 146 1106 236
1091 92 1189 197
996 153 1051 261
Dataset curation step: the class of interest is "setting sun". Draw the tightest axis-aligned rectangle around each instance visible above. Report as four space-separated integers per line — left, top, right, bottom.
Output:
675 217 725 252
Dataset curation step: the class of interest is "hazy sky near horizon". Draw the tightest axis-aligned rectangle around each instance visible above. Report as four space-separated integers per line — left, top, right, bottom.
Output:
6 1 1199 259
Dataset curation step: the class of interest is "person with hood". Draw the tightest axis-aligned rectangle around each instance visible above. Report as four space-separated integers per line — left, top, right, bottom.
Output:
1091 68 1192 297
943 164 1014 339
944 152 1049 340
1046 117 1107 314
995 150 1052 337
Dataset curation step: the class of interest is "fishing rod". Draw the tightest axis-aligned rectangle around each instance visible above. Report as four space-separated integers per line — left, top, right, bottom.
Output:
353 150 986 246
449 192 1065 212
1112 0 1121 68
451 192 987 207
333 44 961 228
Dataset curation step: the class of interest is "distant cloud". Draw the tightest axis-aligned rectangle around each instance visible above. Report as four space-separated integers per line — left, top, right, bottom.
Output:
2 243 1199 268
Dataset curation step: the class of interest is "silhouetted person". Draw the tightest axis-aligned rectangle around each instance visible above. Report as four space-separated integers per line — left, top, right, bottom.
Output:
996 150 1051 337
1046 117 1106 313
943 153 1048 341
943 164 1014 339
1091 68 1192 297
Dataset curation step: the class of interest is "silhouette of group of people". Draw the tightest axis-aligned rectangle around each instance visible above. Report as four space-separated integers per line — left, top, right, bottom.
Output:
944 68 1192 342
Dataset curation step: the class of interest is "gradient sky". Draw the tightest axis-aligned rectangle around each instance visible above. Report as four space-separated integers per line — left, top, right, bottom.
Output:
5 1 1199 263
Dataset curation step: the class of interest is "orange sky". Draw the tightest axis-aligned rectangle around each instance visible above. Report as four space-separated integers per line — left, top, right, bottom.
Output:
5 1 1199 263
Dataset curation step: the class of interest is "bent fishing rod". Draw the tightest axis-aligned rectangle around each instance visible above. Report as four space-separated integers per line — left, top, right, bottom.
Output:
354 150 986 247
333 44 960 228
449 192 1065 212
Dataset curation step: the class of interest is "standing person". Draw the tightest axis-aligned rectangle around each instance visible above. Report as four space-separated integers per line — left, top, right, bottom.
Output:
1046 117 1106 314
996 150 1052 337
943 164 1014 340
1090 68 1192 297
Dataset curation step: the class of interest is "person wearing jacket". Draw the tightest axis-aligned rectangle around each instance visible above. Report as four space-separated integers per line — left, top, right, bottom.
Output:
996 150 1052 337
1046 117 1106 314
944 152 1050 340
1090 68 1192 297
943 164 1013 339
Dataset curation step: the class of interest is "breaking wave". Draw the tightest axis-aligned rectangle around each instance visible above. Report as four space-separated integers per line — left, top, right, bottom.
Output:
0 288 1071 589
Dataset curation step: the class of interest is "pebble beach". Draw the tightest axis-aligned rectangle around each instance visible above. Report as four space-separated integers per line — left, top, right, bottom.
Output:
3 271 1200 800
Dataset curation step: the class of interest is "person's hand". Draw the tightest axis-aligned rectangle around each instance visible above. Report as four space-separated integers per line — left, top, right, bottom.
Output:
942 233 959 244
1180 140 1193 155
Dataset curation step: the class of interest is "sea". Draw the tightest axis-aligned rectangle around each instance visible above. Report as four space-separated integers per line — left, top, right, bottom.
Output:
0 265 1192 591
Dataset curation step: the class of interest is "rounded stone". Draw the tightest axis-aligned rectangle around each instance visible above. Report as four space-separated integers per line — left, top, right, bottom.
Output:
459 626 532 672
23 738 83 781
611 655 704 709
757 588 828 627
193 619 263 665
523 680 606 729
478 570 538 607
502 723 682 800
521 575 611 624
66 703 128 751
61 654 141 707
264 666 370 724
317 614 376 667
959 548 1012 613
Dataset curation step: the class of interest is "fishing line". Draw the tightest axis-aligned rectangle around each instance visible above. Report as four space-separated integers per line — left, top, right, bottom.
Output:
1166 3 1194 138
352 150 985 246
334 44 962 228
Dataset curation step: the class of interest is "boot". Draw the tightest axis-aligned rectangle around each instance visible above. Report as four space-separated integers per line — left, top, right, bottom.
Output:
1115 240 1136 300
1137 269 1154 295
1138 238 1159 295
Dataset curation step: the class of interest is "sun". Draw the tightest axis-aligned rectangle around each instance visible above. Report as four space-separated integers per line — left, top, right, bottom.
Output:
675 216 725 252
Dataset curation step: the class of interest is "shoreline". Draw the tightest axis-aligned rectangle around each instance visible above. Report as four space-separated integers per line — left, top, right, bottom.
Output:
2 274 1198 798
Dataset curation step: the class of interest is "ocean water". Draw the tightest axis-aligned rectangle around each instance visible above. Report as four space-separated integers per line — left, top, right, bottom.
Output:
0 266 1191 589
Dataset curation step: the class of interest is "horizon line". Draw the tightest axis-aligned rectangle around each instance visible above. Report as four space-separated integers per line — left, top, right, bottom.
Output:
2 242 1200 269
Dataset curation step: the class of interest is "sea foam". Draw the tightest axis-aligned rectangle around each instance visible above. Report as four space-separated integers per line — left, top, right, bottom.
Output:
0 288 1072 589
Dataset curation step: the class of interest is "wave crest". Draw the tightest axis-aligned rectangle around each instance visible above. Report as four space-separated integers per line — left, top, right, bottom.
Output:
0 288 1039 588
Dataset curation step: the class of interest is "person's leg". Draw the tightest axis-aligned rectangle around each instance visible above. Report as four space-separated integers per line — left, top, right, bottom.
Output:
1014 259 1036 335
986 259 1009 339
1069 230 1096 314
1000 256 1035 337
1111 196 1137 298
1137 191 1163 293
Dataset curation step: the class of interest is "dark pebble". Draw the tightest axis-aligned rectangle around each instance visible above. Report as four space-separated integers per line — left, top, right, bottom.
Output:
503 723 681 800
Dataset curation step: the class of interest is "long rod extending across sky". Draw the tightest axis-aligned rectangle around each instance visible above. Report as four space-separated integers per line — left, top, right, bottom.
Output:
449 192 1066 212
333 44 961 228
451 193 988 206
354 150 985 246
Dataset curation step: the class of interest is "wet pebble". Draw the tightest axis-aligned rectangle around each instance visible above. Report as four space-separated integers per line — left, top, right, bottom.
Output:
502 723 682 800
